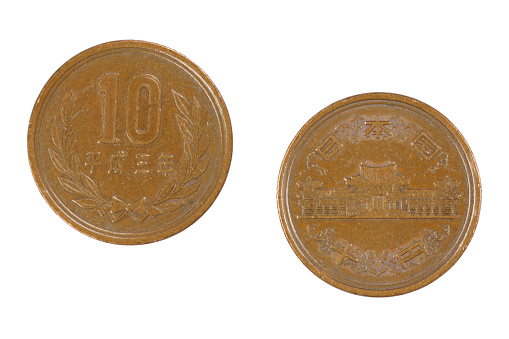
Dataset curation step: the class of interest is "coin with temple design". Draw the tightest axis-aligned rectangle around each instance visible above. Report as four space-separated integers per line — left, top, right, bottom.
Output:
28 41 232 244
277 93 481 296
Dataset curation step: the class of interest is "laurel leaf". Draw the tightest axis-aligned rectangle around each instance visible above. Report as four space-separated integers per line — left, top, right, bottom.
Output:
183 139 195 164
68 109 88 134
171 182 200 199
72 85 93 112
192 97 201 128
61 90 73 125
172 89 191 119
64 130 77 164
200 113 208 132
176 114 194 142
155 201 183 213
81 173 101 197
197 124 210 156
49 148 66 174
175 155 189 186
188 156 210 182
157 177 177 200
51 121 63 152
58 177 83 195
64 127 77 143
63 135 77 169
73 199 102 209
70 153 80 176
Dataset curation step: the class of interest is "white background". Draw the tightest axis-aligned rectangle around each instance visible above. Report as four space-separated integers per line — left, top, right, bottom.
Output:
1 1 508 338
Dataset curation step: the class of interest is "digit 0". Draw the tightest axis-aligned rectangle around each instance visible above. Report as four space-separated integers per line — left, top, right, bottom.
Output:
126 74 162 145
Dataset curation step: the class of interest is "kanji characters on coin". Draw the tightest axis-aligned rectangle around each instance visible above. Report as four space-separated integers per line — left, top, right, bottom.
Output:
84 151 176 176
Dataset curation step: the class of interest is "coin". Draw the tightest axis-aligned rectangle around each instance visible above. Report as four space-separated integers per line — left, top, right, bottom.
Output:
28 41 232 245
277 93 481 296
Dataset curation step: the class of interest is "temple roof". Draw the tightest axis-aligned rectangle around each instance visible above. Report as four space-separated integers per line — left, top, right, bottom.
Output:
345 161 410 188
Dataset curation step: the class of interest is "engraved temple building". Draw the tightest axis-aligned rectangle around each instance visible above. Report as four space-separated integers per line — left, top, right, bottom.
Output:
297 161 460 219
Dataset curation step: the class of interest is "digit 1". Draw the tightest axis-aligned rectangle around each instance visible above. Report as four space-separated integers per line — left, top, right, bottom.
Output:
98 73 121 143
125 74 162 145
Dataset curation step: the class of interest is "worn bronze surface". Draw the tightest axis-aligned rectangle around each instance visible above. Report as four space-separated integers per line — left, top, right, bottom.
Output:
28 41 232 245
277 93 481 296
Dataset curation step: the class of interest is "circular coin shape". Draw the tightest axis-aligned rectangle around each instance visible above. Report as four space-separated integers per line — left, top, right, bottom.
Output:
28 41 232 245
277 93 480 296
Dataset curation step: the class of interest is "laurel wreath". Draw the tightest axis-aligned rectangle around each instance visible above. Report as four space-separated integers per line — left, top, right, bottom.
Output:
49 85 210 222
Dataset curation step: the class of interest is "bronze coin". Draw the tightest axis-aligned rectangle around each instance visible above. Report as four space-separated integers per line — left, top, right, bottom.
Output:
277 93 481 296
28 40 232 245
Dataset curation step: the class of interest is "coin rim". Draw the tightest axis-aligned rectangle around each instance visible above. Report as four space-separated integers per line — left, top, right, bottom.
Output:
28 40 233 245
277 92 481 297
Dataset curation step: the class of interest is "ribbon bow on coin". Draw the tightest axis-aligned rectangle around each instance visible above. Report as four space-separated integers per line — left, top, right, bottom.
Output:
108 196 148 222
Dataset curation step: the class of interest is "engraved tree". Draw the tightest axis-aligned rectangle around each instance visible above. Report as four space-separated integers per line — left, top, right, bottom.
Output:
434 176 461 198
